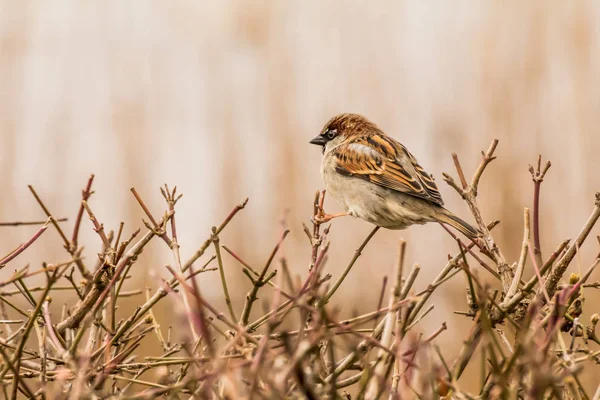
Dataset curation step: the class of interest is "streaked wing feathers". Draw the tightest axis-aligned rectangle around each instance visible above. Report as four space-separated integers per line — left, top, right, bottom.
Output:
332 135 444 206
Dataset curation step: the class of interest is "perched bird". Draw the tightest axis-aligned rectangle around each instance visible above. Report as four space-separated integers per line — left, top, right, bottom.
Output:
309 113 479 239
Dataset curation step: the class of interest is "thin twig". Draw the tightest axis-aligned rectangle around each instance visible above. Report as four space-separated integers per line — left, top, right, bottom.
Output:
0 218 67 227
28 185 92 280
322 226 380 304
506 208 530 300
365 238 406 399
529 156 551 270
212 227 237 323
239 230 289 326
543 193 600 301
0 219 50 268
71 174 95 249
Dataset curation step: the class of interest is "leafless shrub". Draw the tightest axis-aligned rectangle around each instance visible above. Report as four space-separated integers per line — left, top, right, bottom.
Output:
1 141 599 399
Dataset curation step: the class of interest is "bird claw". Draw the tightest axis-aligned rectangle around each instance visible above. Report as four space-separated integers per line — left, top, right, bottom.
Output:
311 214 332 224
311 212 348 225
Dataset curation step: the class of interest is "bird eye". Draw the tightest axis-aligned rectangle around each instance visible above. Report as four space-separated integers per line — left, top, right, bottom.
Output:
326 129 337 139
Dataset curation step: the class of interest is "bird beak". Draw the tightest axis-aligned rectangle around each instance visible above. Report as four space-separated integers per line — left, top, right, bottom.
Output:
309 135 327 146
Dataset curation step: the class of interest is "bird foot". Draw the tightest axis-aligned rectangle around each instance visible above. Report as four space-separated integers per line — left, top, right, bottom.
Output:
311 212 349 224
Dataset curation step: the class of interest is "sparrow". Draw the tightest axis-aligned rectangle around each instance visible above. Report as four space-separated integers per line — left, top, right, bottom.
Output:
310 113 479 239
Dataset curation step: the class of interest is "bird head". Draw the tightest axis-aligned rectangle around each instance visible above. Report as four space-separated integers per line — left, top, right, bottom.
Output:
310 113 382 152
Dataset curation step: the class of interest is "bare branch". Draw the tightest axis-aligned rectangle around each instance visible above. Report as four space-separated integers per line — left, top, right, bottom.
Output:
0 219 50 268
506 208 530 300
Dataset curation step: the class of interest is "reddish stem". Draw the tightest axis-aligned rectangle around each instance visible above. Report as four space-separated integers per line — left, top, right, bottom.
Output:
0 222 49 267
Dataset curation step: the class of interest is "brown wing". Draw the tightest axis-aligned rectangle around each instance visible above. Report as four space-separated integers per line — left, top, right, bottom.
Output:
332 134 444 206
397 142 444 206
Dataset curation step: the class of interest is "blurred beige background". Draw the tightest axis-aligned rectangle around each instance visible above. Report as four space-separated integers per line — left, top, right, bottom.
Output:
1 0 600 391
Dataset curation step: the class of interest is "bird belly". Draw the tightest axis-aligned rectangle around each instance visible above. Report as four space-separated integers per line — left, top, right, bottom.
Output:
323 171 434 230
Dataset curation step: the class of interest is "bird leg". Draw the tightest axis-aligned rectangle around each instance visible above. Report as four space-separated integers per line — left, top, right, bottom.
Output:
312 211 350 224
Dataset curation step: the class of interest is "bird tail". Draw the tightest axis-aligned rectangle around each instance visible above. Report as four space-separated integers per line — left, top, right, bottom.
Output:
435 209 479 239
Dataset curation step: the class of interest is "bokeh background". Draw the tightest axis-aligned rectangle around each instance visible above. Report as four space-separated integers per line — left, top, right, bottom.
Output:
1 1 599 391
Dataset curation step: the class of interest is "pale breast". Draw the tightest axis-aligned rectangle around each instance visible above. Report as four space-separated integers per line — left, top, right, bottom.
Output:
321 154 352 210
320 153 434 229
321 153 387 220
